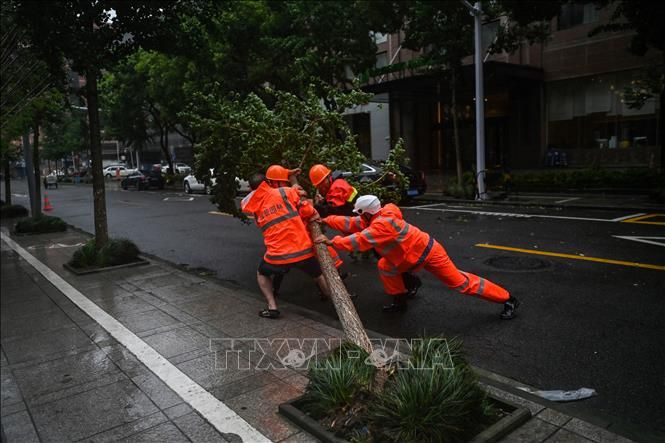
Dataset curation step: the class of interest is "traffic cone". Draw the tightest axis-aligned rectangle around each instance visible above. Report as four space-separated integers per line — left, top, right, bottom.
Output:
43 193 53 212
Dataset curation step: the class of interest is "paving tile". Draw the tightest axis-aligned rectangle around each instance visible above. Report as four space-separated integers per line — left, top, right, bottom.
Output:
163 403 194 420
0 410 41 443
1 324 94 365
120 421 190 442
176 295 257 320
1 398 27 417
1 366 23 407
279 431 321 443
173 411 229 443
210 371 282 402
130 372 182 410
0 295 61 321
101 344 152 378
116 309 181 334
176 352 257 390
0 285 46 306
86 412 169 443
545 428 594 442
12 348 121 403
225 380 303 442
1 308 73 340
537 408 573 427
30 379 160 443
204 309 295 338
83 284 134 301
502 417 559 443
563 418 635 443
93 294 160 317
141 325 209 359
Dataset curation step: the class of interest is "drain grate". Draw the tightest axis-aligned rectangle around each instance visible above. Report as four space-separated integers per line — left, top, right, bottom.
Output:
485 255 550 271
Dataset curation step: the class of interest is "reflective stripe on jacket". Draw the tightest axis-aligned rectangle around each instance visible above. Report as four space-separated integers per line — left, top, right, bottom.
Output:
323 215 365 234
241 181 316 264
330 203 432 269
326 179 358 207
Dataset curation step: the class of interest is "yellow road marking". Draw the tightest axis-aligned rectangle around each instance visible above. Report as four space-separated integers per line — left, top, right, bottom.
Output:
475 243 665 271
209 211 254 219
620 213 665 226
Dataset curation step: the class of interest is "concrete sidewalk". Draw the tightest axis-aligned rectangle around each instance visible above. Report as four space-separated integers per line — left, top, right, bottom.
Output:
1 226 639 442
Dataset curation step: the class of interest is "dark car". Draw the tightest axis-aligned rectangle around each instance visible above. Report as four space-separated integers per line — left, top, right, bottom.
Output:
121 170 165 190
339 161 427 199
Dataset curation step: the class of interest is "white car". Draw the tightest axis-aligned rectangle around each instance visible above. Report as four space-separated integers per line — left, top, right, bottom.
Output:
162 163 192 175
183 169 249 195
103 165 134 178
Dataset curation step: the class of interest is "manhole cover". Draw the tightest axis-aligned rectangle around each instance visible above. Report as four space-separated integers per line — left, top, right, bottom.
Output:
484 256 550 271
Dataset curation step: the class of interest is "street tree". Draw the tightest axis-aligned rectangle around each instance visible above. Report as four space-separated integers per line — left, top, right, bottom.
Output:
12 0 188 248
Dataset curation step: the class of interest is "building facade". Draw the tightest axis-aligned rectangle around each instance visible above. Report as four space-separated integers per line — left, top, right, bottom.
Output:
352 2 661 173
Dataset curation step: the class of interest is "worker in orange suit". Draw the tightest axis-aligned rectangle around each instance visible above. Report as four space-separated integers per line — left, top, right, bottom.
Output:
309 164 359 218
315 195 519 318
242 170 345 299
241 165 331 318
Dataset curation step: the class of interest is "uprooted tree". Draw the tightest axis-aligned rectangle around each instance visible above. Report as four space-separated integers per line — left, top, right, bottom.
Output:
186 84 409 352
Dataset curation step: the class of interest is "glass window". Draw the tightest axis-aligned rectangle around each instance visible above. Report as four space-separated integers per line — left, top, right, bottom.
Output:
558 2 599 30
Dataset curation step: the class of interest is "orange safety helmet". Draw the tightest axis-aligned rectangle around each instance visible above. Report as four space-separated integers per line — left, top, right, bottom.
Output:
266 165 289 181
309 164 331 187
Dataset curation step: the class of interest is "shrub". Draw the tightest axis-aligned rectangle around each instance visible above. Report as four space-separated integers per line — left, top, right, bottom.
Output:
14 215 67 234
302 342 376 418
0 204 29 219
98 238 140 267
367 338 491 443
68 238 140 269
68 240 98 268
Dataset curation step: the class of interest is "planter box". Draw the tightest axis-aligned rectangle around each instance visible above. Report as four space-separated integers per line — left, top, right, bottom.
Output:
279 393 531 443
63 258 150 275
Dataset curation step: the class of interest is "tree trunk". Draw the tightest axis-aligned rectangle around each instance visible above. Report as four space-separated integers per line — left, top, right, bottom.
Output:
86 69 109 249
22 132 39 217
3 156 11 205
451 72 463 187
660 89 664 172
307 222 372 354
32 122 42 218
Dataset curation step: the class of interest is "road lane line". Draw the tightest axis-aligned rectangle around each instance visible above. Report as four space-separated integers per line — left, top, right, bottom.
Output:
613 235 665 247
619 213 665 226
475 243 665 271
554 197 580 204
611 213 646 222
1 232 270 442
403 206 612 222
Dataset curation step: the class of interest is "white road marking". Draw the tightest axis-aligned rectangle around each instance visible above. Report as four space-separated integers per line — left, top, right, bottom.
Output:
162 197 194 202
611 213 647 222
403 206 614 222
613 235 665 247
27 242 85 250
1 232 270 443
555 197 580 204
11 193 27 197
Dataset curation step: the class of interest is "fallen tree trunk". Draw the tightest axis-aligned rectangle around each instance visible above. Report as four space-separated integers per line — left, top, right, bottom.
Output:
308 221 372 354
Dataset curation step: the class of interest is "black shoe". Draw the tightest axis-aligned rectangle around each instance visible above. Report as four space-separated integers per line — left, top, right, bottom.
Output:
259 308 280 319
500 297 520 320
382 296 407 312
405 275 422 299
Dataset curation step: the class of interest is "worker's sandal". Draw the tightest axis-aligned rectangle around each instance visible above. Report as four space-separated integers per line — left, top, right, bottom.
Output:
259 308 280 319
500 297 520 320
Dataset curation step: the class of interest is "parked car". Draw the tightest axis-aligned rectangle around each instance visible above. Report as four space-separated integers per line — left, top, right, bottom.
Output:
121 170 165 190
43 173 58 189
103 165 134 178
339 161 427 199
162 162 192 175
183 169 250 195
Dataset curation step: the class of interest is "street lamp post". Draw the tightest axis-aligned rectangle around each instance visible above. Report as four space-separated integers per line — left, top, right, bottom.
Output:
462 0 488 200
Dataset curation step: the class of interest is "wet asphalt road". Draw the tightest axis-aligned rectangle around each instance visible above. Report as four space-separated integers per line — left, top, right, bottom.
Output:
4 181 665 438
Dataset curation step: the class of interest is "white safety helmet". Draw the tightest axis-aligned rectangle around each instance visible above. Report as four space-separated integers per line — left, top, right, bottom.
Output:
353 195 381 215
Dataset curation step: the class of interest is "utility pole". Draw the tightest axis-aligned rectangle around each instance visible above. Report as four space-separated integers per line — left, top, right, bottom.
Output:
462 0 488 200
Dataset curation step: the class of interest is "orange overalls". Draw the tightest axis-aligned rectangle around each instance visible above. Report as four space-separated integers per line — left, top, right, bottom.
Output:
242 182 343 267
325 204 509 303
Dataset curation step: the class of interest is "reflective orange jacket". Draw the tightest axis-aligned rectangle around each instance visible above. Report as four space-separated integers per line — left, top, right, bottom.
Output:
328 204 433 269
241 181 317 264
326 179 358 207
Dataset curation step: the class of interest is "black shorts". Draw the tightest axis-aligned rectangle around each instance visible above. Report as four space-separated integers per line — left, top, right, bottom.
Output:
258 256 322 278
